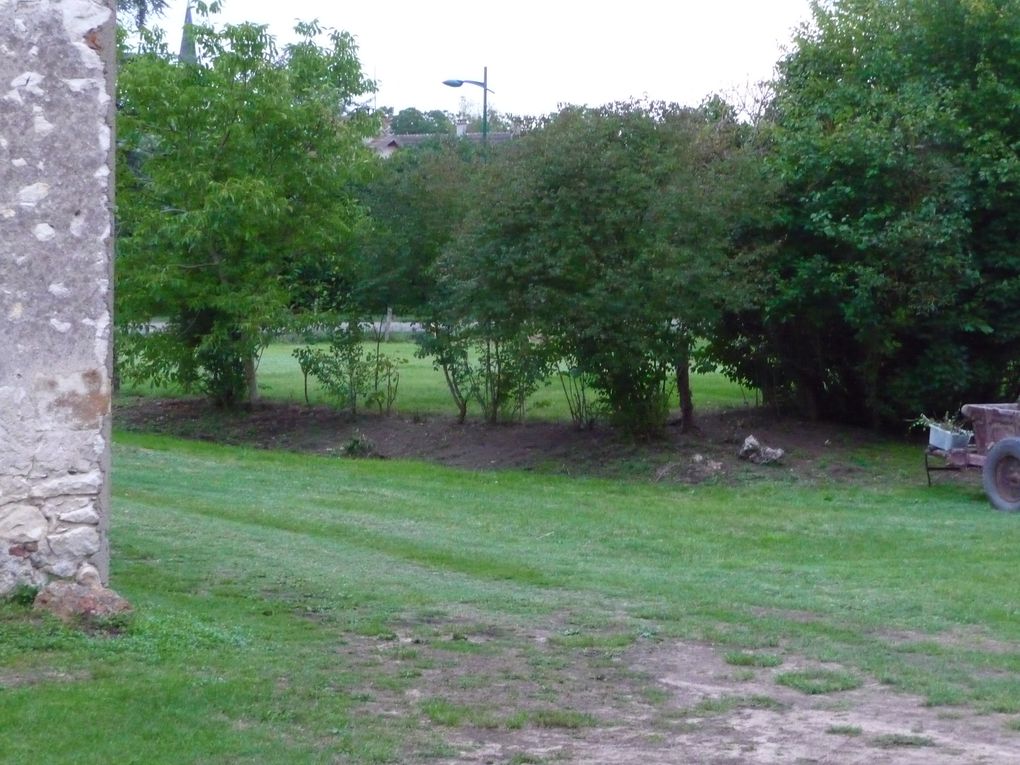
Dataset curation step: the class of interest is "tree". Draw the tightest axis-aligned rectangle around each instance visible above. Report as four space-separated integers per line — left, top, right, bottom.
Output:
435 101 749 431
390 107 453 135
353 138 482 316
463 107 511 134
712 0 1020 425
116 17 377 406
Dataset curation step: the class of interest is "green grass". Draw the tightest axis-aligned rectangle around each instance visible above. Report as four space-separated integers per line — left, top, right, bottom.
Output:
724 651 784 668
506 709 597 730
826 724 863 736
687 695 787 715
118 340 755 420
419 697 475 726
776 668 863 694
3 432 1020 762
870 733 937 748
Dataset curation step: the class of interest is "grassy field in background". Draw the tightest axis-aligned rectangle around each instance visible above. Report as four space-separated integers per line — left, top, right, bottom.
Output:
118 340 756 420
2 433 1020 762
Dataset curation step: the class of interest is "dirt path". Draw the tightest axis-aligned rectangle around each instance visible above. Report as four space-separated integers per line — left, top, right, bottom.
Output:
432 637 1018 764
335 614 1019 764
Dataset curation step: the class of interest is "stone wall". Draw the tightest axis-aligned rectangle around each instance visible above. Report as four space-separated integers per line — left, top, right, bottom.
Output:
1 0 116 595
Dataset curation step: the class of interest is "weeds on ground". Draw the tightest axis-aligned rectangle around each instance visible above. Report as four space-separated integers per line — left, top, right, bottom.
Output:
871 733 937 748
777 669 863 695
827 724 863 736
686 695 787 716
724 651 784 668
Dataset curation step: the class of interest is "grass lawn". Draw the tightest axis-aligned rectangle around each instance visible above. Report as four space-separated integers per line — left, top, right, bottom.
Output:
3 433 1020 762
118 340 757 420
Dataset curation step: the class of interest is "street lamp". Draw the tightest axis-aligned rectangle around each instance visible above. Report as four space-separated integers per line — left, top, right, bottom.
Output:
443 66 491 145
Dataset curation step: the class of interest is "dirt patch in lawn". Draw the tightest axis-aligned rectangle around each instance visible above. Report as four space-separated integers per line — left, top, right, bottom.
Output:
335 614 1020 764
114 396 915 486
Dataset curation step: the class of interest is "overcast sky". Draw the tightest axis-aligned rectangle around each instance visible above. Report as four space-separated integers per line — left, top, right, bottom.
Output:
151 0 815 118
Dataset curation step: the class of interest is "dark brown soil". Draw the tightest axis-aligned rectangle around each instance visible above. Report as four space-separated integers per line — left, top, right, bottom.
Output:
114 396 909 485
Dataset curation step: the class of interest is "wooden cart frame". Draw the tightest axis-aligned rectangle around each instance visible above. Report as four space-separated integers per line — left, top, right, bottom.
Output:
925 403 1020 511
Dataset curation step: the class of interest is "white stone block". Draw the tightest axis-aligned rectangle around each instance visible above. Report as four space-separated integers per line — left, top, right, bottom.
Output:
0 504 48 543
57 506 100 525
29 470 102 499
47 526 100 559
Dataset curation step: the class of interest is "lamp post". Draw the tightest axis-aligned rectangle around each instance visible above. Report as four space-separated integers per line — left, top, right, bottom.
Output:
442 66 491 145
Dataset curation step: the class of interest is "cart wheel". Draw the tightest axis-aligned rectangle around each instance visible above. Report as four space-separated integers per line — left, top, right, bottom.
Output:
982 437 1020 512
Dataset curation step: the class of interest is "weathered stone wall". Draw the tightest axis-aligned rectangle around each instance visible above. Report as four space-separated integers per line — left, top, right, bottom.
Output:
1 0 116 595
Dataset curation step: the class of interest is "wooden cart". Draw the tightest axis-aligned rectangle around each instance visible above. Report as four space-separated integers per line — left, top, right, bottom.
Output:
925 403 1020 511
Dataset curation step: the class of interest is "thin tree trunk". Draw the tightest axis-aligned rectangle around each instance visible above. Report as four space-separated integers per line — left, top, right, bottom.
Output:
245 354 259 404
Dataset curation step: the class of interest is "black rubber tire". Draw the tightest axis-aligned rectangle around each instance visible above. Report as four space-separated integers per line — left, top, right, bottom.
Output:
982 437 1020 512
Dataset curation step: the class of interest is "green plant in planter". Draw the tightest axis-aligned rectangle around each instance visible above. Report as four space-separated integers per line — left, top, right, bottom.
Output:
910 412 970 435
911 412 973 452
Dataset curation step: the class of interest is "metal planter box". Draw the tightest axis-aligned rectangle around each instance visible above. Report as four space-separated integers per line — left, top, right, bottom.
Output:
928 424 972 451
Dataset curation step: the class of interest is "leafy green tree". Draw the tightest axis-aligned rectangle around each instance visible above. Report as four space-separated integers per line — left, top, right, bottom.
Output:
390 107 453 135
116 17 377 406
463 107 511 134
353 139 482 316
435 101 747 431
714 0 1020 425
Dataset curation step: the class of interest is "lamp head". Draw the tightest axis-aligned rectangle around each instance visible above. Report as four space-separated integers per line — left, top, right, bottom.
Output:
442 79 464 88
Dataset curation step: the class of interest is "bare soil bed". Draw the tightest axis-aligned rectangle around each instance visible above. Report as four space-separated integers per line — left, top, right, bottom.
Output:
114 396 907 486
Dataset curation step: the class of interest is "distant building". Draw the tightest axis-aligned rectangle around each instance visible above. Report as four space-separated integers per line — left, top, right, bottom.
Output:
366 131 514 158
179 3 197 65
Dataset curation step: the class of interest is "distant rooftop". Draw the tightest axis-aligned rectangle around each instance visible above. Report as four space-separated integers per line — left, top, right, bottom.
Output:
367 132 515 157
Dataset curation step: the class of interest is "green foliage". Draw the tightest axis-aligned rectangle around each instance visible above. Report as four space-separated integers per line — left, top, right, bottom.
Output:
5 584 39 607
776 668 862 695
557 364 603 429
120 340 756 423
711 0 1020 425
437 101 757 432
724 651 784 668
118 318 257 407
365 352 403 415
430 103 742 432
293 326 372 415
462 107 512 134
353 139 481 315
414 323 472 423
414 322 551 424
390 107 454 135
470 330 552 424
116 14 377 406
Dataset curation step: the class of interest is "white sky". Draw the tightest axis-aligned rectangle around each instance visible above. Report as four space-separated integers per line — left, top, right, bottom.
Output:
150 1 815 118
